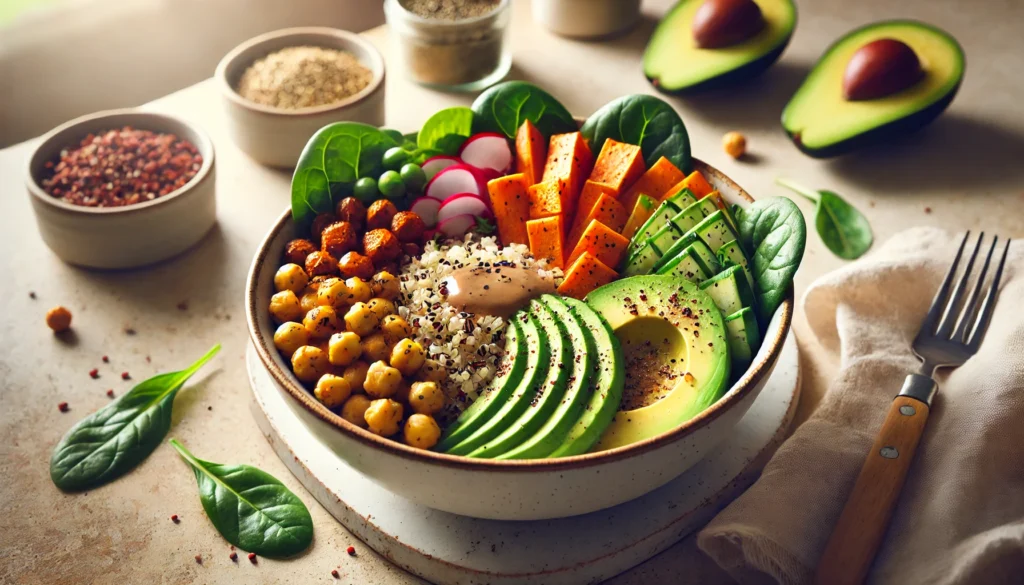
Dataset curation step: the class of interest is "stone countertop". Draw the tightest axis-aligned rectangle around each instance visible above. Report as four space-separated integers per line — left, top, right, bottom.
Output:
1 0 1022 583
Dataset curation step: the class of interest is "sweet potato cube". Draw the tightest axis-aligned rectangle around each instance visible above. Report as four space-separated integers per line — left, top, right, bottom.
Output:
588 138 646 196
557 252 617 300
566 193 627 253
566 219 630 269
527 179 571 221
515 120 546 186
620 156 686 210
486 173 531 246
677 170 714 199
526 215 566 269
541 132 594 215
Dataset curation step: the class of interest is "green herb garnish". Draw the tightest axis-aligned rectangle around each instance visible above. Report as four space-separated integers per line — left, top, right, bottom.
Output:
776 178 873 260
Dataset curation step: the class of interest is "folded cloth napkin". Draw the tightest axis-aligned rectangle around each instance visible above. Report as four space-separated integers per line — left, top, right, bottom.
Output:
698 227 1024 585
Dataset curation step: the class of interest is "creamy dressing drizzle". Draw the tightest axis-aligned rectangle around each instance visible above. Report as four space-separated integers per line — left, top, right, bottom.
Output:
440 265 556 318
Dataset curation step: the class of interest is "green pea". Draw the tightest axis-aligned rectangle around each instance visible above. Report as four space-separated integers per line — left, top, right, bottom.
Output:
378 171 406 199
399 163 427 192
382 147 409 171
353 177 379 202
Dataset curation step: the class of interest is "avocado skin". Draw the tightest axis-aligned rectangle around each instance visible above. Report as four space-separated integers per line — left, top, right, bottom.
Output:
648 39 791 95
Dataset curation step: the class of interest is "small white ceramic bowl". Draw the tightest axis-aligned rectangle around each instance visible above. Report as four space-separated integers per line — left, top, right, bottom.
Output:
246 159 794 521
216 27 386 168
25 109 216 270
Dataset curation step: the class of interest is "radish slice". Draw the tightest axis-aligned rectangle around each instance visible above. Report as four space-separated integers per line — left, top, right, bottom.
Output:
459 132 513 174
437 193 493 224
421 155 461 181
425 164 485 202
438 214 477 238
410 196 442 228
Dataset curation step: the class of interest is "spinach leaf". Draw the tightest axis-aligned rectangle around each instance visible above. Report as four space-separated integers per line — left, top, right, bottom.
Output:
417 107 475 155
471 81 577 139
776 178 873 260
291 122 398 226
49 346 221 492
580 94 692 172
737 197 806 324
170 439 313 558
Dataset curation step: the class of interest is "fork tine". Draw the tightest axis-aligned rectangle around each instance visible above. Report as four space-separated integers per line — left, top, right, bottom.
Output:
919 232 970 336
936 232 985 338
953 236 997 342
967 238 1011 350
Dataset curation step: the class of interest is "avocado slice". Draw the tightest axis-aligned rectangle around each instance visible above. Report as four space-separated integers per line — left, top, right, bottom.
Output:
716 239 755 293
644 0 797 94
657 240 719 284
627 199 684 255
623 241 662 277
587 275 731 450
782 20 965 157
725 307 761 377
699 264 756 315
652 210 735 273
497 296 596 460
622 194 660 242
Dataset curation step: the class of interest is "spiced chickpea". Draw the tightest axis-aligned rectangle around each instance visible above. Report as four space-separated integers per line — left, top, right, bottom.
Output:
390 338 426 376
404 414 441 449
371 271 401 300
283 238 317 266
364 399 403 436
366 298 396 321
366 199 398 231
45 306 73 333
337 251 374 280
408 381 444 415
291 345 329 383
335 197 366 231
342 360 371 393
310 212 339 243
304 251 338 277
307 275 330 291
391 211 426 243
345 277 373 304
314 374 353 409
360 332 393 363
299 290 319 313
328 331 362 367
274 263 309 294
340 394 371 428
269 290 303 323
303 305 341 338
274 322 309 357
363 229 401 265
364 361 402 399
316 278 349 309
380 314 412 344
344 302 379 336
320 221 360 258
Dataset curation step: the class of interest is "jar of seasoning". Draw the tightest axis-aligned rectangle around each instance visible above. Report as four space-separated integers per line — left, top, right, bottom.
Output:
531 0 641 39
384 0 511 91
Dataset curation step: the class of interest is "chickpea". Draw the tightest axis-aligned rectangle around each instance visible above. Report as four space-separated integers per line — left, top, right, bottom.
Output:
722 131 747 159
314 374 353 409
364 399 403 436
345 277 373 304
367 297 396 321
408 381 444 415
316 278 349 309
361 332 393 363
391 211 426 243
344 301 380 336
303 305 342 338
390 338 426 376
291 345 329 383
371 271 401 300
342 360 371 393
299 290 319 313
274 322 310 357
338 251 374 280
305 250 338 277
45 306 73 333
340 394 371 428
366 199 398 231
274 263 308 294
404 414 441 449
418 359 448 383
364 360 402 398
321 221 360 258
363 229 402 265
269 290 303 323
380 314 412 344
283 238 317 266
328 331 362 367
335 197 366 231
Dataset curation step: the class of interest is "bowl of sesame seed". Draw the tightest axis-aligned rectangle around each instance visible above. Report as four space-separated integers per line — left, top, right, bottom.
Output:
216 27 386 168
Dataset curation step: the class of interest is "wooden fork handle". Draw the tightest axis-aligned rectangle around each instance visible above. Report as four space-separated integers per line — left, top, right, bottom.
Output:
814 375 936 585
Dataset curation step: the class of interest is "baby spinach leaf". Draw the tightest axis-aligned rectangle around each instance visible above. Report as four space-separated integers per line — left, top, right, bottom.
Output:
776 178 873 260
291 122 398 226
417 107 475 155
170 439 313 558
471 81 577 139
581 94 692 173
49 345 221 492
737 197 806 325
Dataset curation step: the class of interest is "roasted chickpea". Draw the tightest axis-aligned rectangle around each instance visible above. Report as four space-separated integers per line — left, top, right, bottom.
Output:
46 306 73 333
418 359 448 383
320 221 360 258
366 199 398 231
269 290 303 323
380 314 412 344
404 414 441 449
291 345 330 383
722 131 747 159
316 278 349 309
299 290 319 313
303 305 342 338
371 271 401 300
363 228 401 265
274 263 309 294
328 331 362 367
342 360 371 393
283 238 317 266
360 332 393 363
335 197 366 230
408 381 444 415
364 399 403 436
310 212 339 243
390 338 426 376
345 277 373 303
304 250 338 277
337 251 374 280
344 301 379 336
391 211 427 243
340 394 371 428
367 298 396 321
364 360 402 398
274 322 310 357
314 374 353 409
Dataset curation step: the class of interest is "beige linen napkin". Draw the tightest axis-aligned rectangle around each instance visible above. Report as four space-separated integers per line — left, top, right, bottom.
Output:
698 227 1024 585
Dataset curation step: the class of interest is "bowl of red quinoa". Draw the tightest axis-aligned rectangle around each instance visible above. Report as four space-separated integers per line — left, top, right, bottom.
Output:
216 27 385 168
25 108 216 269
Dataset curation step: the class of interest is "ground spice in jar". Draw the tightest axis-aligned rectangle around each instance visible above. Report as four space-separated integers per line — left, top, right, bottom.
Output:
237 47 372 110
401 0 499 20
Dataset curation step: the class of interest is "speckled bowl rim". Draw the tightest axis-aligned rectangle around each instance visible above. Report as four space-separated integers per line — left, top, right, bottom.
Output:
24 108 215 216
245 158 794 472
215 27 386 118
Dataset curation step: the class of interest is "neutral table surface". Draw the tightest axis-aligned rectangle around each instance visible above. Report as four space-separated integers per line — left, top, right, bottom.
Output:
2 1 1022 584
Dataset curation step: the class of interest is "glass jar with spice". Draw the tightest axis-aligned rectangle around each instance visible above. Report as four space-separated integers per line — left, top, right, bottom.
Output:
384 0 511 91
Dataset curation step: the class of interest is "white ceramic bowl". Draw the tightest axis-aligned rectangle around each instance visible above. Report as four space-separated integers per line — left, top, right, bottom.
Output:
246 159 793 520
216 27 386 168
25 109 216 270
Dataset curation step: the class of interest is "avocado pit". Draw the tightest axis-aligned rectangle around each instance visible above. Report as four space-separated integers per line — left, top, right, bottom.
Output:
843 38 924 101
692 0 766 49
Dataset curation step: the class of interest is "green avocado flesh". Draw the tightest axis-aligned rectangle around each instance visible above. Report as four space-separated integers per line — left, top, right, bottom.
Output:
782 20 965 157
645 0 797 93
586 275 730 450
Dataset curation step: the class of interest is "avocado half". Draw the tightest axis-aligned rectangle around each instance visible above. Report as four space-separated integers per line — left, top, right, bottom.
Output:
644 0 797 94
782 20 965 158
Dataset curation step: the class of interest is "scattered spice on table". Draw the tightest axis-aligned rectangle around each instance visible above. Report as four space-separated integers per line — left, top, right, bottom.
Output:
331 569 340 578
177 301 189 311
106 389 115 398
925 207 933 214
347 546 356 556
89 368 99 379
102 355 109 363
58 402 69 413
171 514 180 523
194 554 202 564
229 552 238 562
248 552 257 564
46 306 73 332
29 291 37 299
121 372 131 380
124 326 137 335
400 0 499 20
237 46 372 110
40 127 202 207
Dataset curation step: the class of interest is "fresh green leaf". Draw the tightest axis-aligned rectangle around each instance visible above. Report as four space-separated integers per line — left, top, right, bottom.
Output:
473 215 496 235
417 107 475 155
170 440 313 558
402 131 419 147
736 197 806 324
291 122 399 226
49 346 221 492
471 81 577 139
581 94 692 173
776 178 873 260
381 128 405 144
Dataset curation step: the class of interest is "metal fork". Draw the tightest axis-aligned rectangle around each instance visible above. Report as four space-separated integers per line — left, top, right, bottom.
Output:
814 232 1011 585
